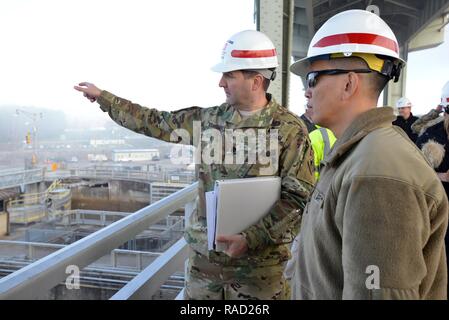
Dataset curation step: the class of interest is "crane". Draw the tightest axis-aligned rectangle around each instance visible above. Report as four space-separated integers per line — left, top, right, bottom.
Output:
16 109 43 167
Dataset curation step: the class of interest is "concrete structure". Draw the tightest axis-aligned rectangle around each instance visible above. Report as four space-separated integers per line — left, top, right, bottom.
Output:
150 183 189 204
87 154 108 162
90 139 126 147
7 180 71 225
0 189 19 237
112 149 160 162
0 213 6 237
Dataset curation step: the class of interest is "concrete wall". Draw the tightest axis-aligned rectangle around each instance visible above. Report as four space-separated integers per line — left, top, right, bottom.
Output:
0 212 8 237
47 284 119 300
109 180 150 203
71 180 150 213
24 182 47 194
46 283 180 300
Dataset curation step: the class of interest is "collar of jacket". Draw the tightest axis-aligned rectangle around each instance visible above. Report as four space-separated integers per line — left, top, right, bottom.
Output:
325 107 396 167
225 93 279 128
419 116 444 137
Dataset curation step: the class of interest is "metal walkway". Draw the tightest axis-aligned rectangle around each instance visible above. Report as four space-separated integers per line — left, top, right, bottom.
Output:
0 182 197 299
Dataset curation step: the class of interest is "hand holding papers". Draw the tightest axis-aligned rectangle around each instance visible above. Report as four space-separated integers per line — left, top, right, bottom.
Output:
206 176 281 252
215 234 248 258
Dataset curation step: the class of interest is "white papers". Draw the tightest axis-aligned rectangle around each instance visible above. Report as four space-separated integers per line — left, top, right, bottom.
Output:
205 190 217 251
205 176 281 252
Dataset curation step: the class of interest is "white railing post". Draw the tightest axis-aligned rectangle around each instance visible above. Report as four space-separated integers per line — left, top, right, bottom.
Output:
111 250 117 268
28 244 34 261
136 253 142 271
101 212 106 226
184 200 195 230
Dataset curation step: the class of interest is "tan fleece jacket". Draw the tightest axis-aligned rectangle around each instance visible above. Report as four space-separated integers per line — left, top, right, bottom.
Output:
295 107 448 300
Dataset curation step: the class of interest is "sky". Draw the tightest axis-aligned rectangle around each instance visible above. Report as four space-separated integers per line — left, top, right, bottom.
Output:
405 25 449 114
0 0 256 127
0 0 448 128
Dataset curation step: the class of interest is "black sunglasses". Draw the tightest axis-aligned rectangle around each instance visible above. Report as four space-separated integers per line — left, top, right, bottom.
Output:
306 69 372 89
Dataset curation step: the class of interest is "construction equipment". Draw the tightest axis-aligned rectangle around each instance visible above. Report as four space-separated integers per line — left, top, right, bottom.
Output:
16 109 43 167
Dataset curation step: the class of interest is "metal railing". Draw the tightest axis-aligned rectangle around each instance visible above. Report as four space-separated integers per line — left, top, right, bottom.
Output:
0 166 195 188
0 168 44 189
63 168 166 183
8 181 71 224
8 180 68 209
49 209 183 229
55 209 130 227
0 240 160 271
0 182 197 299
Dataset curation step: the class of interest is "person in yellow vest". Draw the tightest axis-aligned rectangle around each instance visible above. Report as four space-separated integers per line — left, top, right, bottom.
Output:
309 126 336 180
299 100 337 180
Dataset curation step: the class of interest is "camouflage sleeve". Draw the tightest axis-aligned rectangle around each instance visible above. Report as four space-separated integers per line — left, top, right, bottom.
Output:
97 90 202 145
411 109 441 134
241 126 316 251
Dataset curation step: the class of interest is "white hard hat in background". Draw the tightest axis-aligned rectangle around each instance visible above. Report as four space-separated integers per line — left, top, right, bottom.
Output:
212 30 278 79
290 9 405 82
396 97 412 109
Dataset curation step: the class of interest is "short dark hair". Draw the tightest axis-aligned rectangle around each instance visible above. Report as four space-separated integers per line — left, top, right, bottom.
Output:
329 57 389 99
241 70 271 92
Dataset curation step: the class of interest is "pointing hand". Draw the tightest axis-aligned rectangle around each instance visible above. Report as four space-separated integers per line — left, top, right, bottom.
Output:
74 82 102 103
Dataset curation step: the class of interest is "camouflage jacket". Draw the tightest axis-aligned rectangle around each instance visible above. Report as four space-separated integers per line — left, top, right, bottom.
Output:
97 91 315 267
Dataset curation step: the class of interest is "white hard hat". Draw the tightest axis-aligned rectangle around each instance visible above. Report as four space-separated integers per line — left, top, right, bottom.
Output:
290 10 405 82
396 97 412 109
441 81 449 108
212 30 278 78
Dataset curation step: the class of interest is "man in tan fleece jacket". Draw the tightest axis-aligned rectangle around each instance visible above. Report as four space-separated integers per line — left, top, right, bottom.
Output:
290 9 448 299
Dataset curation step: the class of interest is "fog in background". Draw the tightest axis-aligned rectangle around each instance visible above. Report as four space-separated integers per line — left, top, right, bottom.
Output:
1 0 448 141
0 0 255 133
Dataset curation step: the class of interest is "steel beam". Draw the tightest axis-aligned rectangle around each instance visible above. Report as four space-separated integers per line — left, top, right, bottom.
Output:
384 0 419 12
257 0 295 108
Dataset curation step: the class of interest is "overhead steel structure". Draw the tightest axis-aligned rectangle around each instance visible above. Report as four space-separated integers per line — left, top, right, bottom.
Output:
255 0 449 107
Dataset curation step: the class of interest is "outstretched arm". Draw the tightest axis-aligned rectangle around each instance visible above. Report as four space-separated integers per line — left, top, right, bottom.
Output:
74 82 203 144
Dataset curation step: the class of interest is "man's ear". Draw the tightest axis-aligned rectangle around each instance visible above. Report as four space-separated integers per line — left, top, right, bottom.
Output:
252 74 265 91
341 72 359 100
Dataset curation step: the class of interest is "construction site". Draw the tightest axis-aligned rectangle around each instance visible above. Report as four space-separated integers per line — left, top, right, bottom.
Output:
0 161 195 299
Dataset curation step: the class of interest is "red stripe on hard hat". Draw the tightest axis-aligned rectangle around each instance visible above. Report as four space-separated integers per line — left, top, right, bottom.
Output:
313 33 399 54
231 49 277 58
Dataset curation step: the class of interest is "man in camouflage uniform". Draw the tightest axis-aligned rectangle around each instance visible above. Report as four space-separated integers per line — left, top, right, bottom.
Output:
75 30 315 300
